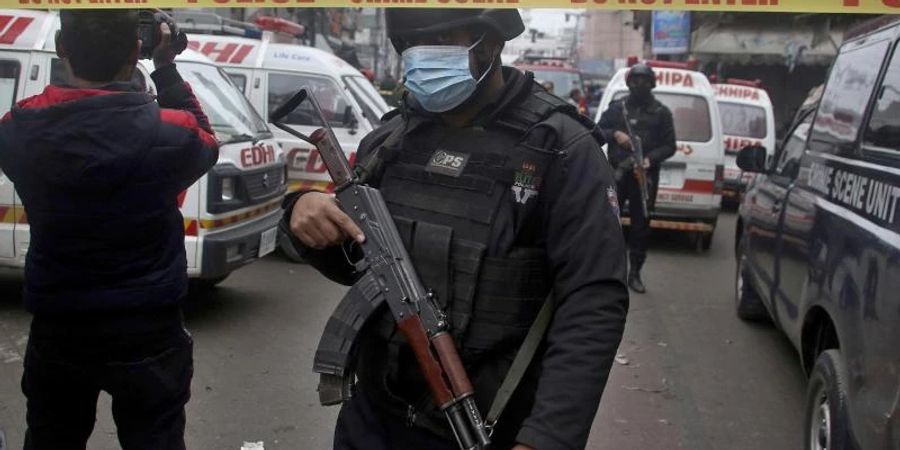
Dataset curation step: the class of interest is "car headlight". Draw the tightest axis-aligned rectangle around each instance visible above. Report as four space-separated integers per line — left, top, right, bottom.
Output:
221 177 235 201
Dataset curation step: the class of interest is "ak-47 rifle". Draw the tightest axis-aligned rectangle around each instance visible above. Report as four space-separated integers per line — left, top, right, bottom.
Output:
270 89 492 450
621 106 650 218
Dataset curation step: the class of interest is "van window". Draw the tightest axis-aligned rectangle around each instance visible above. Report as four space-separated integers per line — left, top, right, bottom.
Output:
228 73 247 94
775 112 813 180
0 60 20 117
810 39 890 155
719 102 767 139
178 61 269 142
614 91 712 142
345 75 389 126
864 44 900 153
268 72 350 128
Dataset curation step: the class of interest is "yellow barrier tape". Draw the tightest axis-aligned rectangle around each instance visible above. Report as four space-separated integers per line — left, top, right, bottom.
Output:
2 0 899 13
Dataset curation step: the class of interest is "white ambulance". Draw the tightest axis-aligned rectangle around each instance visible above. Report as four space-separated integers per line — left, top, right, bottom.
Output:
595 60 725 251
175 13 390 196
712 78 776 203
0 10 287 286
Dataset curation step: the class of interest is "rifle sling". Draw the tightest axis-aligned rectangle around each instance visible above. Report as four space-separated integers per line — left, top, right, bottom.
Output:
485 294 554 428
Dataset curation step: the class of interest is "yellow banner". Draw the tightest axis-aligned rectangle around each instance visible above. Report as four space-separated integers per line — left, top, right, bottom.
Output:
2 0 899 13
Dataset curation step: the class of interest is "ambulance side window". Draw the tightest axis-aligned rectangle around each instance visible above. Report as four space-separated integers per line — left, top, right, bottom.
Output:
864 43 900 154
267 72 349 127
228 73 247 94
0 60 20 117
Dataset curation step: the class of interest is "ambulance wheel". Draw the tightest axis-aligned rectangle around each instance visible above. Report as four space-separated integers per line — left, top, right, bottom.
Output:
701 232 713 251
694 231 713 253
735 239 769 322
805 350 852 450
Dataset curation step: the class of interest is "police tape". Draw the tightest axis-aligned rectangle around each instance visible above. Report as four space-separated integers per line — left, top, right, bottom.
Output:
2 0 900 13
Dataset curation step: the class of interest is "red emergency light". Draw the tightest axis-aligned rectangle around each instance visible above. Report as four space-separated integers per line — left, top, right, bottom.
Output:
254 16 305 37
725 78 762 88
627 56 699 71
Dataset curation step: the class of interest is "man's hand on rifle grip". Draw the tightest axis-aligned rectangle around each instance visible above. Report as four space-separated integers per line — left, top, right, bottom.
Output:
613 131 632 151
290 192 366 250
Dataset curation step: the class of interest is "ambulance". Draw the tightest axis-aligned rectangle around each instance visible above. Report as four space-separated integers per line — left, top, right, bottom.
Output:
0 10 288 286
712 78 776 203
595 59 725 251
175 13 390 196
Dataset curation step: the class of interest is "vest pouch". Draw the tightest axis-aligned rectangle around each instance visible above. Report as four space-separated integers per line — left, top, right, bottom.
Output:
462 247 551 360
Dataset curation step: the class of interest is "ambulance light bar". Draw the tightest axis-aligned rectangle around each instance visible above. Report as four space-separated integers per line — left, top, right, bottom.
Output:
626 56 699 71
709 75 763 89
254 16 305 37
725 78 762 88
174 11 262 39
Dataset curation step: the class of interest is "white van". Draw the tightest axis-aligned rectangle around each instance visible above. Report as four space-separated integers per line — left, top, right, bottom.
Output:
176 14 390 196
0 10 287 286
712 79 776 202
595 60 725 250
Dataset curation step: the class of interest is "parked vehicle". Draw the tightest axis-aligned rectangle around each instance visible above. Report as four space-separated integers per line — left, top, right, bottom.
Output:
596 59 725 251
735 18 900 449
176 13 390 195
0 10 287 286
514 56 585 100
712 78 776 204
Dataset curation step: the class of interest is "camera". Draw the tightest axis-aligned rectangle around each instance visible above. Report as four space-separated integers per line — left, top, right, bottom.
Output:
138 10 188 60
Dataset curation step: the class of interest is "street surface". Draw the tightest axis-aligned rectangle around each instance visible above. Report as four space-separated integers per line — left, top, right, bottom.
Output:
0 213 806 450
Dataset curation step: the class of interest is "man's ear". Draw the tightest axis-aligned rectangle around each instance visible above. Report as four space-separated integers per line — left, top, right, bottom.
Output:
55 31 67 59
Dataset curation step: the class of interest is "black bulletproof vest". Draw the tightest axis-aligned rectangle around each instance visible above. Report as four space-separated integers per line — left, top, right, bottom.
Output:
354 89 591 435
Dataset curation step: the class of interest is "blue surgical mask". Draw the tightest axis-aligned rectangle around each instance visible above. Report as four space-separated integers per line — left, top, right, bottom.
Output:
401 37 491 113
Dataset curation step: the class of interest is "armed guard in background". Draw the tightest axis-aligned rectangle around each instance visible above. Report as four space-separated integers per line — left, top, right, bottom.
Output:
282 8 629 450
598 64 677 294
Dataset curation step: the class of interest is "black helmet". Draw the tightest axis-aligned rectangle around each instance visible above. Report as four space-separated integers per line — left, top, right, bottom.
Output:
627 64 656 88
386 9 524 52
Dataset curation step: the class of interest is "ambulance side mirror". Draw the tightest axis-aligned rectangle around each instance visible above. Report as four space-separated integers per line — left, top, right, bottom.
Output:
736 144 769 174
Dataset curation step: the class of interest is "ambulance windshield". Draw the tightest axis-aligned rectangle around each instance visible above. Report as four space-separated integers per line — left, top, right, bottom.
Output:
719 102 767 139
176 61 269 143
614 91 712 143
532 70 582 98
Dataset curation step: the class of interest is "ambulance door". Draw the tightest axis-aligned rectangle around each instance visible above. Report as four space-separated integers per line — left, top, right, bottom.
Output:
222 68 253 96
0 52 29 261
264 71 360 192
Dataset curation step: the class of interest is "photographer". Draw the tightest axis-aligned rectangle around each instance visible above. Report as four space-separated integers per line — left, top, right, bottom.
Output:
0 10 218 450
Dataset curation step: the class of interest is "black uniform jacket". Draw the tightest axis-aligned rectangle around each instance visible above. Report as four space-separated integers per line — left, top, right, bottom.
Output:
0 65 219 315
284 68 628 450
597 95 677 179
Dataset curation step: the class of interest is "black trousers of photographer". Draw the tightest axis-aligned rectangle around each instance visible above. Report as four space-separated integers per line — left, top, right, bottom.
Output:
21 308 193 450
617 171 658 271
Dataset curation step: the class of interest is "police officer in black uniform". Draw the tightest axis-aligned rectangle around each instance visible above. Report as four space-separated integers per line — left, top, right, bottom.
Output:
283 9 628 450
598 64 676 294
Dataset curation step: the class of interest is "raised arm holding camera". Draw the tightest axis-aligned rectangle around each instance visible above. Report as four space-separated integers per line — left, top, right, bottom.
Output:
0 10 218 450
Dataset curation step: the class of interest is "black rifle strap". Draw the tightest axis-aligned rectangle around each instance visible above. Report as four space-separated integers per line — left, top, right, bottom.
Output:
485 294 554 429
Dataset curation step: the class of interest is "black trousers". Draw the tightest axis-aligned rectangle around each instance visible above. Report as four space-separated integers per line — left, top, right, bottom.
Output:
617 172 658 269
21 312 193 450
333 391 457 450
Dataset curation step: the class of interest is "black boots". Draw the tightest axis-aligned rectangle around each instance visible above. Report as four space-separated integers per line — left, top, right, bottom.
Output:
628 270 646 293
628 256 646 294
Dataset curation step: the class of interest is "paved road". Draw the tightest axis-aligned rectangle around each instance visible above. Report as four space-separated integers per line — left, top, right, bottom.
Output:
0 213 806 450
